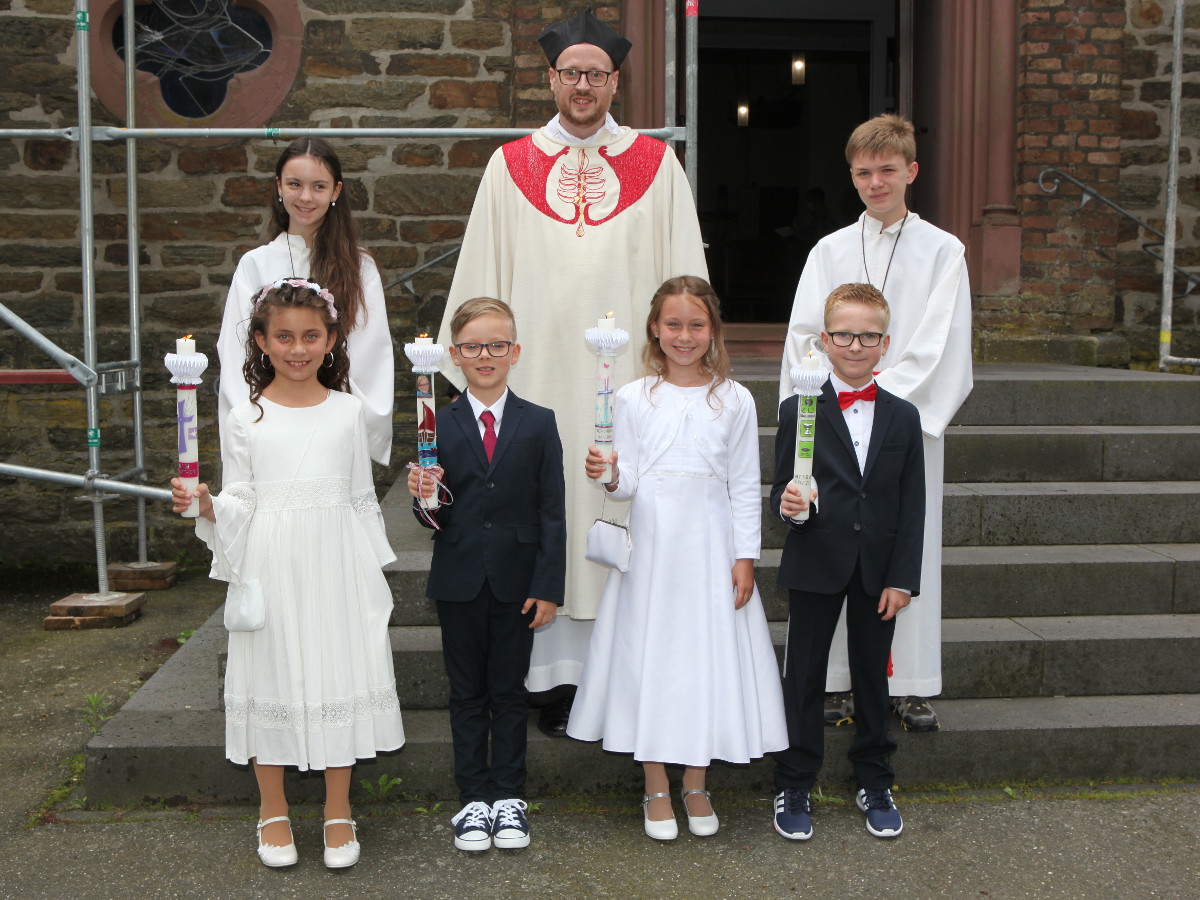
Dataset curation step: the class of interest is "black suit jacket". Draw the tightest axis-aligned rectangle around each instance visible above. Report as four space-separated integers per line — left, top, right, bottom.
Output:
414 391 566 606
770 381 925 598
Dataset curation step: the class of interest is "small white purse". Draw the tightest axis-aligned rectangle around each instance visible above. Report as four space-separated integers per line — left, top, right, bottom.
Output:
223 579 266 632
585 492 630 572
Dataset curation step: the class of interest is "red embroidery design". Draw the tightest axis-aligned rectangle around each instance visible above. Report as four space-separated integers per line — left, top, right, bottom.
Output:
502 135 667 235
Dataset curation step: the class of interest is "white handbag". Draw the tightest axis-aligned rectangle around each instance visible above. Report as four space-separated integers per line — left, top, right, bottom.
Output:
223 579 266 632
585 494 631 572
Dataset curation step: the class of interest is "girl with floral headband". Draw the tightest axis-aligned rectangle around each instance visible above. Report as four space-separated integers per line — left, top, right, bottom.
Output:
173 280 404 869
217 137 394 464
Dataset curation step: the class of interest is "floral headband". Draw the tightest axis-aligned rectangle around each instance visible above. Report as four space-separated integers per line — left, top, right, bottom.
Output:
253 278 338 321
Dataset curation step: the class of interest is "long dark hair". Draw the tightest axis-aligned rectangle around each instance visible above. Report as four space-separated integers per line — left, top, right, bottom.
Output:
269 137 368 332
243 280 350 421
642 275 731 407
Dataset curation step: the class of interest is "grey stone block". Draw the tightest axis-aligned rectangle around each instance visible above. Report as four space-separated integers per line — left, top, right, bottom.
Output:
1153 544 1200 613
942 545 1178 618
941 618 1044 699
945 426 1104 482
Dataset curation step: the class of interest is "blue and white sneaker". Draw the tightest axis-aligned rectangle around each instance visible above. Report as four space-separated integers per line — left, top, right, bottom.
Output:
855 787 903 838
772 788 813 840
490 798 531 849
451 801 493 851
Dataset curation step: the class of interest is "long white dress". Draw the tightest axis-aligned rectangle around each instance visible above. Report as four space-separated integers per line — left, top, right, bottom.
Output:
216 232 395 465
567 378 788 765
196 390 404 770
778 211 974 696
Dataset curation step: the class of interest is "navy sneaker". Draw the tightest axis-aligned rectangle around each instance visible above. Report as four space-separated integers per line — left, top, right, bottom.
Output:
855 787 903 838
490 798 531 849
450 801 493 851
772 788 813 840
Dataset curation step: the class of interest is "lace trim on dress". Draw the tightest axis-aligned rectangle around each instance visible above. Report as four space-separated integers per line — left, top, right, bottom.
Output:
255 476 350 511
351 489 381 518
224 482 257 517
225 685 401 733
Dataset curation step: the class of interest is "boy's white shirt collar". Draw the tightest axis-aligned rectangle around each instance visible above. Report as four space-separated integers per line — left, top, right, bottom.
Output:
466 386 509 429
828 372 877 395
545 112 621 145
860 209 918 235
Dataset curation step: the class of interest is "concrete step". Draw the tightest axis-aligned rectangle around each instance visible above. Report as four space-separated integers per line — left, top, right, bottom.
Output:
388 543 1200 626
756 425 1200 484
88 613 1200 803
734 362 1200 429
761 481 1200 551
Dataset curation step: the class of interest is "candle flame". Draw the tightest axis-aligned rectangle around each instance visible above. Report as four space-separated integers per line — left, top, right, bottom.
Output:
183 334 193 340
419 333 429 338
605 311 613 318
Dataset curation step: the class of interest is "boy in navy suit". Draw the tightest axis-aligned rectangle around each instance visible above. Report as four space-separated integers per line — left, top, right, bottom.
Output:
769 283 925 840
408 297 566 852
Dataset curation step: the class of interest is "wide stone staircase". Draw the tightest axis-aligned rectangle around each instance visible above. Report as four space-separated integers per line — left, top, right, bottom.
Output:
86 363 1200 805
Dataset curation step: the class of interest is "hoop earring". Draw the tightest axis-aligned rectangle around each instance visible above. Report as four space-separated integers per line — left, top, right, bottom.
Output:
323 352 334 369
261 353 272 368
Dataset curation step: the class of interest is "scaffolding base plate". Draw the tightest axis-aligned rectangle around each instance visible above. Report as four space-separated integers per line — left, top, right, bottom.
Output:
49 592 145 619
107 561 177 591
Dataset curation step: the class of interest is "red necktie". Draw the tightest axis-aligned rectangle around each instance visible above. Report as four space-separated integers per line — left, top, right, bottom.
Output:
480 410 497 462
837 383 877 410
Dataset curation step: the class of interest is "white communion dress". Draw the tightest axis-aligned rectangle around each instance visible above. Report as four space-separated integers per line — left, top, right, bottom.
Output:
196 390 404 770
567 378 788 766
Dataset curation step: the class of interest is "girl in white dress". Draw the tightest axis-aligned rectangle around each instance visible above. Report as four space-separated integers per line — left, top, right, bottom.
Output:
172 280 403 870
570 276 787 841
217 137 394 465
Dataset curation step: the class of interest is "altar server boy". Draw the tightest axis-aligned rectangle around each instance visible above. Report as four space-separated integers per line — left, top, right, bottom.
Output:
769 283 925 841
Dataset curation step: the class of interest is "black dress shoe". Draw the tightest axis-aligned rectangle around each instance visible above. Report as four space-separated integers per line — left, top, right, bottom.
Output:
537 695 573 737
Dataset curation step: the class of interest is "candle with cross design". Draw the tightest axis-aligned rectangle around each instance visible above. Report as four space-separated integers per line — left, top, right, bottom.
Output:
164 336 209 518
584 313 630 484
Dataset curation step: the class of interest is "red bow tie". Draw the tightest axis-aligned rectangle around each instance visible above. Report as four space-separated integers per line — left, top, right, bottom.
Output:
837 383 877 409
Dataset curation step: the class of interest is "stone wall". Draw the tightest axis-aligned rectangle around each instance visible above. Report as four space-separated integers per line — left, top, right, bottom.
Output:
1116 0 1200 366
0 0 618 567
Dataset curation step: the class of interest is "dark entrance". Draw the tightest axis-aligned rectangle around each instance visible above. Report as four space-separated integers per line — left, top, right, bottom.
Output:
696 2 899 323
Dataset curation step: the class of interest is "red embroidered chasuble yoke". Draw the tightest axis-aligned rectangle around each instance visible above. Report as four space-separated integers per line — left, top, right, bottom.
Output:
502 134 668 234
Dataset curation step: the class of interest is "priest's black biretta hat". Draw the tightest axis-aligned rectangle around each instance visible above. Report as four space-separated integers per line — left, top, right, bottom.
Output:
538 7 633 69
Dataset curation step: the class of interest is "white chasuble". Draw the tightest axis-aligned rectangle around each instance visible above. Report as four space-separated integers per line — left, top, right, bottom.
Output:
439 126 708 626
778 212 973 696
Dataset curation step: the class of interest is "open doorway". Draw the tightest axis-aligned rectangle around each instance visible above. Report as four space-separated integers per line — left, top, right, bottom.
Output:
696 3 898 323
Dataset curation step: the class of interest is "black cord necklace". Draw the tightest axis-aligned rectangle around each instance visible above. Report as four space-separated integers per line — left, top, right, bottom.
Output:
861 212 909 294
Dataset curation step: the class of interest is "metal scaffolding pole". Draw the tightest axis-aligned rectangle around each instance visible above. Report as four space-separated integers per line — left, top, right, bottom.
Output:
1158 0 1188 370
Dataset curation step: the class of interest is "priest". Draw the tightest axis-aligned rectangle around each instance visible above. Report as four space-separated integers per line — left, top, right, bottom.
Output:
436 8 708 735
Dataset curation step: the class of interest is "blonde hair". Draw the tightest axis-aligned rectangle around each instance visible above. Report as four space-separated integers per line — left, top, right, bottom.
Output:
823 283 891 332
642 275 730 407
449 296 517 341
845 114 917 166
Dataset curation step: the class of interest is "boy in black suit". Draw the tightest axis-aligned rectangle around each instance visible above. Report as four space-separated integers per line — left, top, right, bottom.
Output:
408 297 566 852
769 283 925 841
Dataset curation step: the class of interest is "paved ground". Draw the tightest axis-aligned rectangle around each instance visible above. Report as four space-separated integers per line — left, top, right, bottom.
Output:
1 568 1198 900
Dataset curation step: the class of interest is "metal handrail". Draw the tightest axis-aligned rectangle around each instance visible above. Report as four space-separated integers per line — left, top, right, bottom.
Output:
1037 167 1199 295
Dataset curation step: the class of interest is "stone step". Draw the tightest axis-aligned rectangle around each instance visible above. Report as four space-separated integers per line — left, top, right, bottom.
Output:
89 688 1200 806
760 482 1200 551
387 543 1200 626
735 362 1200 429
755 425 1200 484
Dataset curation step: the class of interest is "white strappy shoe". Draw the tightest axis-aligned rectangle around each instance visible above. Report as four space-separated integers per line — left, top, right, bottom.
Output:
642 792 678 841
681 788 719 836
256 816 298 868
323 818 360 869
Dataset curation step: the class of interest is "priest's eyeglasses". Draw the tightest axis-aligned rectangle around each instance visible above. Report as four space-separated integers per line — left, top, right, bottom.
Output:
454 340 514 358
827 331 884 348
555 68 613 87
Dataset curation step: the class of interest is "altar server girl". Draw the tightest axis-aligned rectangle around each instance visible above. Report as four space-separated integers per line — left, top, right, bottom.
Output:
217 137 394 464
569 275 787 840
173 280 403 869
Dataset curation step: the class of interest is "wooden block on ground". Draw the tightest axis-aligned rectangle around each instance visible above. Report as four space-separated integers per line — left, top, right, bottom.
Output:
49 592 146 618
107 562 177 591
44 610 142 630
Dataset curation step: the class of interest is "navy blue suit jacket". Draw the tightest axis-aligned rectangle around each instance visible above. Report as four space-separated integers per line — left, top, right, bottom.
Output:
769 381 925 597
415 391 566 606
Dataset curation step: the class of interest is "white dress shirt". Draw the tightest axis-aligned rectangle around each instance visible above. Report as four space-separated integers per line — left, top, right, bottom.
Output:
465 387 509 440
